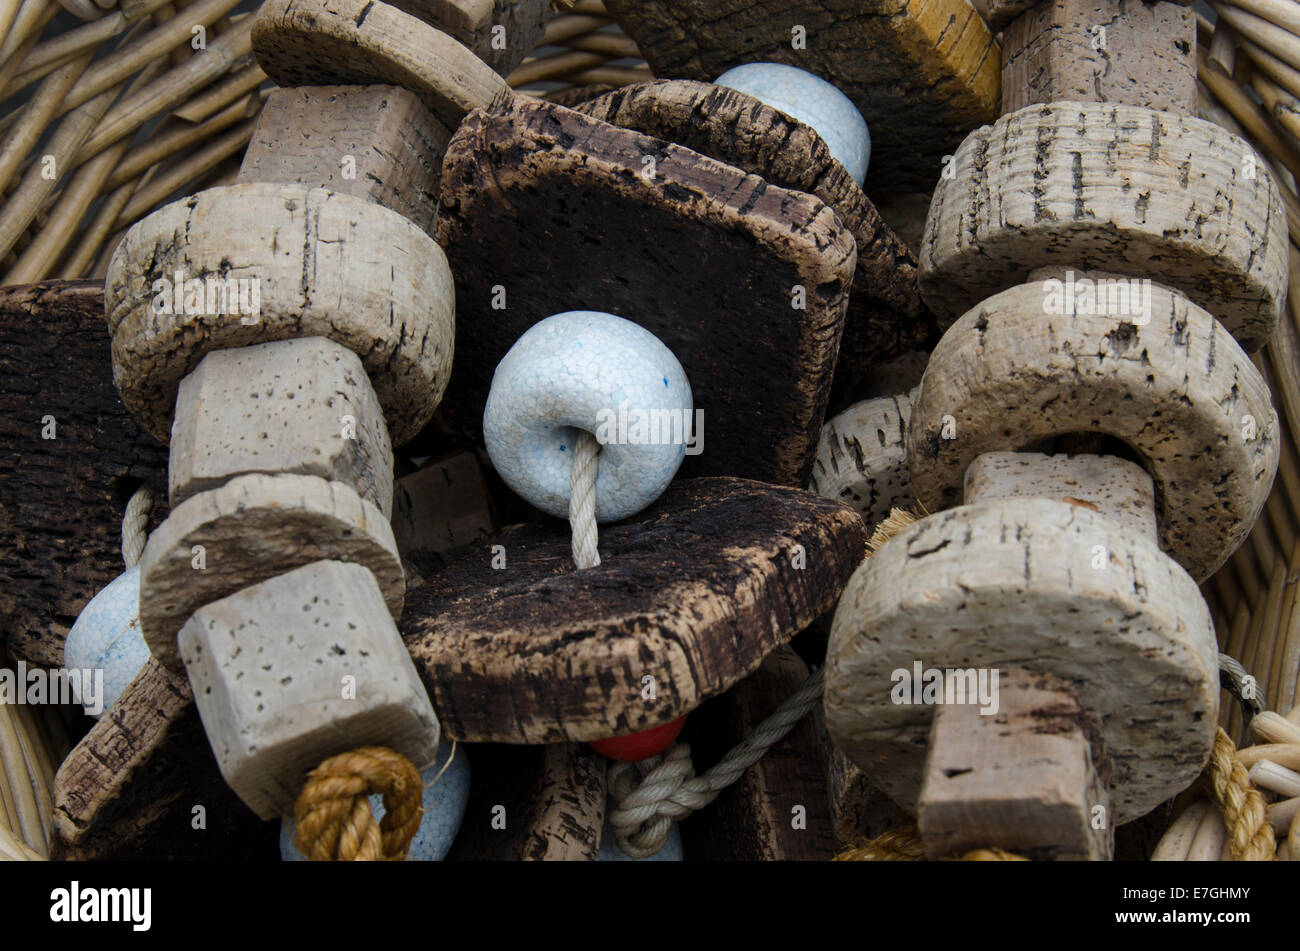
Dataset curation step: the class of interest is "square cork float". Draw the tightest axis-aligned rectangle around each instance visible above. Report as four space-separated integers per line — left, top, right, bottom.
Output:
1001 0 1196 117
433 96 858 488
601 0 1000 192
237 84 451 232
169 337 395 517
576 80 935 393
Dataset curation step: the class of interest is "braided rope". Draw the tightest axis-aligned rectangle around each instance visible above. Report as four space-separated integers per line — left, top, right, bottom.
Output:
832 827 928 861
832 825 1027 861
293 747 424 861
1207 726 1276 861
960 848 1030 861
569 429 601 569
120 483 157 569
607 668 825 858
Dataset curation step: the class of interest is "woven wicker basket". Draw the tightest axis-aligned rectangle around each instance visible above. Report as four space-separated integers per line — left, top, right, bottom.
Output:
1 0 1297 860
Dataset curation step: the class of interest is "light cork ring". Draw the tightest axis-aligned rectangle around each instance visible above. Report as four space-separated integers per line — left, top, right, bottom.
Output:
906 277 1279 582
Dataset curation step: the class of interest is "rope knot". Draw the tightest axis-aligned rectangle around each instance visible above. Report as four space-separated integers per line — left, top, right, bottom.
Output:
607 744 699 858
605 668 826 858
293 746 424 861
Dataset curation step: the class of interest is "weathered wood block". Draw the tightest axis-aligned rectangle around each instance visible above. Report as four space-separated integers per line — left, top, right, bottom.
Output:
577 80 934 382
518 744 607 861
918 102 1287 350
396 0 547 76
106 183 455 446
0 281 166 668
964 451 1157 543
826 740 905 845
601 0 1000 192
169 337 394 517
824 496 1218 823
52 658 273 859
918 668 1114 860
237 85 450 231
251 0 509 129
179 559 440 820
401 478 867 744
434 97 857 488
139 473 404 670
678 646 838 859
391 451 496 573
442 742 608 860
1002 0 1196 116
978 0 1195 31
808 390 916 536
907 279 1278 582
971 0 1039 31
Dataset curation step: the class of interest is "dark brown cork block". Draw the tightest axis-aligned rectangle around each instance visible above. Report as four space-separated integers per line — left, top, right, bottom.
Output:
0 281 167 669
577 80 935 385
434 96 857 488
400 478 867 745
601 0 1001 192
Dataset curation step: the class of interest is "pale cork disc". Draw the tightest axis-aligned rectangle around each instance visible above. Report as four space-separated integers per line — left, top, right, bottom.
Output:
250 0 509 129
106 183 454 447
907 279 1278 581
824 497 1219 824
919 101 1287 351
808 389 917 536
139 473 404 671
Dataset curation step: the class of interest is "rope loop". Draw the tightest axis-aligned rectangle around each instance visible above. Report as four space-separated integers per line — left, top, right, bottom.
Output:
293 747 424 861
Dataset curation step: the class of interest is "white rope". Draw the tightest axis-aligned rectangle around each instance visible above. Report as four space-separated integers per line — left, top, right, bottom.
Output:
607 667 826 858
121 483 158 569
569 429 600 569
568 421 818 857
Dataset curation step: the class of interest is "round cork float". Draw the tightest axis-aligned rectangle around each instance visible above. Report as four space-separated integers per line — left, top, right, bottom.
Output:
577 80 932 371
823 497 1219 824
251 0 510 128
105 183 454 446
808 389 917 535
919 101 1288 351
906 278 1278 582
139 473 404 671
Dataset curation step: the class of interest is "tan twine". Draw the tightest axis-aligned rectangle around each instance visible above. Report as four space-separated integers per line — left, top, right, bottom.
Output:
292 746 424 861
833 826 1028 861
1206 726 1278 860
